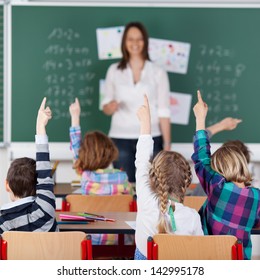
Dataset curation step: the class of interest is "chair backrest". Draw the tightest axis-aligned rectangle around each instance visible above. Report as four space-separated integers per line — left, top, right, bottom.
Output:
148 234 243 260
0 231 92 260
64 194 135 212
183 196 207 211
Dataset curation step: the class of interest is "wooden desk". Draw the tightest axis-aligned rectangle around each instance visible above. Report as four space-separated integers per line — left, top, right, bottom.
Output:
56 212 136 234
56 212 136 259
54 183 80 198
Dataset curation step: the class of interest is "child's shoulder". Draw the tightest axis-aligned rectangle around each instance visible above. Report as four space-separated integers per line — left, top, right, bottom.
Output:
175 202 200 216
96 168 126 174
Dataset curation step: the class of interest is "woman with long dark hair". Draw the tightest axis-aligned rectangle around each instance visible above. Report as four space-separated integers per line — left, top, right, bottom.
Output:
102 22 171 183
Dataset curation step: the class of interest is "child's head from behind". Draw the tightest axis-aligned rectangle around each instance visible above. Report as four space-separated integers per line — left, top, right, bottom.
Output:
6 157 37 199
75 131 118 171
211 145 252 186
149 150 192 233
222 139 251 164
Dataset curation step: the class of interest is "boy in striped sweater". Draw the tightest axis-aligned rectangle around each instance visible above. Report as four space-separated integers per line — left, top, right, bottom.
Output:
0 97 58 233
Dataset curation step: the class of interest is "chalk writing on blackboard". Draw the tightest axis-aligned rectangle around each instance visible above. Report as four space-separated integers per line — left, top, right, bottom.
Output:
195 44 246 126
42 28 95 120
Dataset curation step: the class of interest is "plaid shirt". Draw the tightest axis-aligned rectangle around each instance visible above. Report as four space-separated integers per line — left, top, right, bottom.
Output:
192 130 260 260
70 126 132 245
70 126 132 196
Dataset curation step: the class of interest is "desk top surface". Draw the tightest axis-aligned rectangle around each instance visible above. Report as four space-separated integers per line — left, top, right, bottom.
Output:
56 211 136 234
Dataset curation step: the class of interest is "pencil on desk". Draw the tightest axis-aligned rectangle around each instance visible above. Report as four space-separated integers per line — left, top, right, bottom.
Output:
78 212 105 218
57 221 89 225
51 160 59 176
59 214 88 220
77 212 115 222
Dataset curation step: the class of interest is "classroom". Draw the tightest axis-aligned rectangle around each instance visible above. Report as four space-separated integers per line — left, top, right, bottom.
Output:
0 0 260 261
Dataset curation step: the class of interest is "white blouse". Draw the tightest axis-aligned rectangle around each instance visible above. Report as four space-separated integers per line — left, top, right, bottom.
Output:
102 61 171 139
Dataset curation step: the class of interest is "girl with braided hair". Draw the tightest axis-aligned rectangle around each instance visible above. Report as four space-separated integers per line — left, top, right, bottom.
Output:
134 95 203 260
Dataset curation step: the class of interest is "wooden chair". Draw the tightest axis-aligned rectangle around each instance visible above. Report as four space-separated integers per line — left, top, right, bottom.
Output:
147 234 243 260
183 196 207 212
63 194 137 212
0 231 92 260
61 194 137 259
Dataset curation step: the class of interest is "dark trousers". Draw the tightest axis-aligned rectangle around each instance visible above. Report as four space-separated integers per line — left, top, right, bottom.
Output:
111 136 163 183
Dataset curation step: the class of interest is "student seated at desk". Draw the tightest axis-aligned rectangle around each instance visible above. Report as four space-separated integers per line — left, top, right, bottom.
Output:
192 117 244 196
0 97 58 233
192 90 260 260
134 95 203 260
69 98 133 245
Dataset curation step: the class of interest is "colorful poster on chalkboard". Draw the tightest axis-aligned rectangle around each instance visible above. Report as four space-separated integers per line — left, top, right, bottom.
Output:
149 38 191 74
170 92 192 125
96 26 124 60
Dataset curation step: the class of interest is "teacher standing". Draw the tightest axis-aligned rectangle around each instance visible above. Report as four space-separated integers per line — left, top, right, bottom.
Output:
102 22 171 183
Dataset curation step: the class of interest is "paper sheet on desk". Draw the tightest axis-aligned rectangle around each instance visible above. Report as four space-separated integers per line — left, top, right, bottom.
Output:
125 221 136 230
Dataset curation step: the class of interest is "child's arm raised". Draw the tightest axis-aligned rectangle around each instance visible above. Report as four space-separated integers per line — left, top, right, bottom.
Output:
193 90 208 131
35 97 57 230
36 97 52 135
69 98 82 161
136 94 151 135
206 117 242 137
69 97 81 127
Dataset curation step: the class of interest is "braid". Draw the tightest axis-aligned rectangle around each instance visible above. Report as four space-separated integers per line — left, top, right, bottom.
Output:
151 162 172 233
155 166 168 215
149 150 192 233
176 160 192 203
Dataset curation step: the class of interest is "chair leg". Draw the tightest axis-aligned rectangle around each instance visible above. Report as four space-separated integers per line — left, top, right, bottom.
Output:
147 236 154 260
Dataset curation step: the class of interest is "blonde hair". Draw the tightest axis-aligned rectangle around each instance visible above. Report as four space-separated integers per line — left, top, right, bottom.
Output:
149 150 192 233
211 145 252 186
222 139 251 164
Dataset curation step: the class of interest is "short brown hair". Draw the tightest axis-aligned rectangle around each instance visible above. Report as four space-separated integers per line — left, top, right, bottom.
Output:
118 22 150 70
6 157 37 198
149 150 192 233
74 131 118 172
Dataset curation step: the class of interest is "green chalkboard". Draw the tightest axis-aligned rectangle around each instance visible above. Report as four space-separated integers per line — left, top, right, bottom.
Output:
12 6 260 143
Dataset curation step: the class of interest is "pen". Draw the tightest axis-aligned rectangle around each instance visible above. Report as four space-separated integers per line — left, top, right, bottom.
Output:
59 214 88 220
51 160 59 176
77 213 115 222
57 221 89 225
90 217 116 222
78 212 105 218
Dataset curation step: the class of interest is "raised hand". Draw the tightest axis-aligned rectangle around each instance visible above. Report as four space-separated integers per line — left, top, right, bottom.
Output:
218 117 242 131
193 90 208 119
206 117 242 137
69 97 81 127
36 97 52 135
193 90 208 131
137 94 151 135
